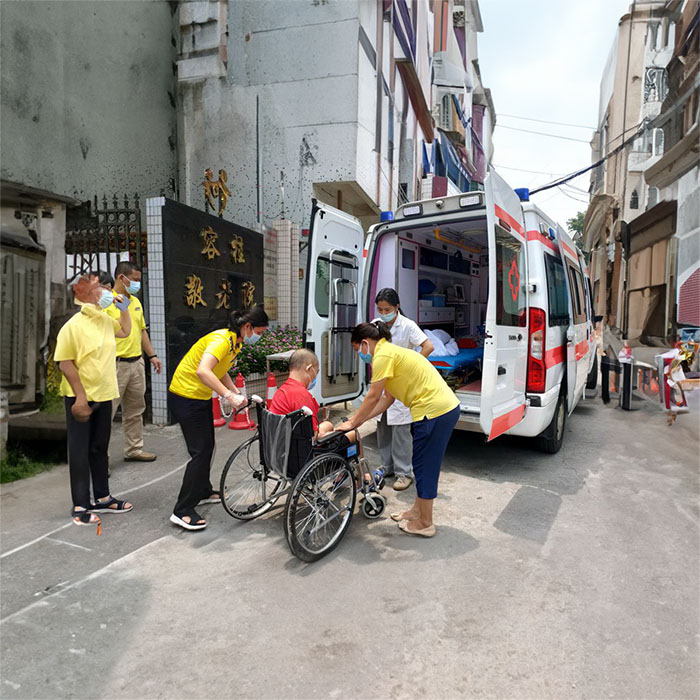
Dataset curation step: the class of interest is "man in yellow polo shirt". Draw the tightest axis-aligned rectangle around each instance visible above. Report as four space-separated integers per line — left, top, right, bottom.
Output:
106 261 162 462
55 271 134 527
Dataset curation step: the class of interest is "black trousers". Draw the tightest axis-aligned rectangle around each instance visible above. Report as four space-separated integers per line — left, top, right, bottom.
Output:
169 392 215 517
65 397 112 510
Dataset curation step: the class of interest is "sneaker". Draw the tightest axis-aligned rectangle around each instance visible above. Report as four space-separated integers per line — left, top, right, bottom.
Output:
393 475 414 491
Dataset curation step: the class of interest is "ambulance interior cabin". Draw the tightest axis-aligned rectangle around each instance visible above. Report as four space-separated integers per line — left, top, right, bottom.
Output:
368 217 489 402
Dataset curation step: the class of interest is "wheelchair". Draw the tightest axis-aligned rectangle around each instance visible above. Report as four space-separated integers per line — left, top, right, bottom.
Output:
219 396 387 562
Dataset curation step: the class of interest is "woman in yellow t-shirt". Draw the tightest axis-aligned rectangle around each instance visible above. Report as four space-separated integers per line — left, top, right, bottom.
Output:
338 321 460 538
168 306 269 531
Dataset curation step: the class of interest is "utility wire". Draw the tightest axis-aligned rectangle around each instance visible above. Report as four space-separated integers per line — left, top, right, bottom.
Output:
494 163 565 176
530 122 647 195
499 113 596 130
495 124 592 143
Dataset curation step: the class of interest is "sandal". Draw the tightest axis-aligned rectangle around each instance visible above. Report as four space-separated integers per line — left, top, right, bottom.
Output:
198 491 223 505
72 508 101 527
169 511 207 531
90 496 133 514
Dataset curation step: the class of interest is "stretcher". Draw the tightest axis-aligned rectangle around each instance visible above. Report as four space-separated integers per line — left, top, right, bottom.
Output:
428 347 484 374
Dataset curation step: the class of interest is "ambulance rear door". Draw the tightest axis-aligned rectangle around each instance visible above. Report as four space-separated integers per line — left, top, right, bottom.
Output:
481 169 529 441
303 199 365 405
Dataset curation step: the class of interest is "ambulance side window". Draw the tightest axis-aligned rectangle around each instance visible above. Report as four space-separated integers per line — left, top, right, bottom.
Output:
567 264 586 324
495 226 526 327
544 254 569 326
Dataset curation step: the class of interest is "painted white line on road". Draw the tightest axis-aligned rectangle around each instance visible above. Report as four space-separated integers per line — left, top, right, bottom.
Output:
45 537 92 552
1 536 169 625
0 461 187 560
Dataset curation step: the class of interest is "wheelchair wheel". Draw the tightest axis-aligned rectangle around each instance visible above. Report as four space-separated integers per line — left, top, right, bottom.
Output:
361 493 386 519
220 435 286 520
284 453 356 562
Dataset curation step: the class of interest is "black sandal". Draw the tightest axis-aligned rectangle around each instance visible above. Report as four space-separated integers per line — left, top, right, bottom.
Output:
169 510 207 531
90 496 133 514
72 508 101 527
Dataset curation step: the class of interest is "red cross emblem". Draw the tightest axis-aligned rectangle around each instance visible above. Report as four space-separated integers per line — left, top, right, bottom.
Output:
508 259 520 301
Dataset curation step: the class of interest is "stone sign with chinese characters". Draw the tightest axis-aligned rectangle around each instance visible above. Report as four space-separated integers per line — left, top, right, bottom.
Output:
149 198 263 395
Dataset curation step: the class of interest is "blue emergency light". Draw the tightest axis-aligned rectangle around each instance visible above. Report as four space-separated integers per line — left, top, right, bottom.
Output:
380 211 394 221
514 187 530 201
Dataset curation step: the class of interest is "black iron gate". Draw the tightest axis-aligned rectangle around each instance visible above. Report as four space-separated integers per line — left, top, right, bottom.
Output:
65 194 147 310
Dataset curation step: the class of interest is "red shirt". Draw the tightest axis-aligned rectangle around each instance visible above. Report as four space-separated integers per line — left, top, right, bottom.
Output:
268 377 319 432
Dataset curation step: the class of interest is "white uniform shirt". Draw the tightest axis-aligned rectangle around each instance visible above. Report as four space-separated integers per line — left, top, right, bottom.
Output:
371 312 429 425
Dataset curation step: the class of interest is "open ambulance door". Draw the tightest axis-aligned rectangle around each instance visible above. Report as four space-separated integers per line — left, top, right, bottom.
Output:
481 169 529 441
556 226 580 415
302 200 365 406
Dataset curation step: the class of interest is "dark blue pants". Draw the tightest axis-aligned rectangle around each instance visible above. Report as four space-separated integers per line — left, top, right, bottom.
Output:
411 405 460 499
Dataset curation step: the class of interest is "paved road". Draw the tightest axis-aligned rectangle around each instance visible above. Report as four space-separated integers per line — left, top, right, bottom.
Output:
1 396 698 699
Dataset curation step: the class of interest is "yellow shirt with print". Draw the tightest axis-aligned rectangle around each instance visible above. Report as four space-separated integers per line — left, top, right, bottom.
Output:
169 329 240 401
370 338 459 422
105 295 146 358
54 304 121 402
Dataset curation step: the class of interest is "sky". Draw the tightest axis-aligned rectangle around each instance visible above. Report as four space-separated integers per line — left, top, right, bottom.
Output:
478 0 633 229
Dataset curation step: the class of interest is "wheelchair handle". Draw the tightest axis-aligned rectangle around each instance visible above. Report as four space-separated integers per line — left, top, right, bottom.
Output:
233 394 265 416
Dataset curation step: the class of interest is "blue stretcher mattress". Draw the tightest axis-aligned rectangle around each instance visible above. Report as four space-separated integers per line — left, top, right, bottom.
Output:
429 347 484 373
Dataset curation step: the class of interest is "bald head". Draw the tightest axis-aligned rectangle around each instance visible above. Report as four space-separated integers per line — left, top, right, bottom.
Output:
289 348 318 372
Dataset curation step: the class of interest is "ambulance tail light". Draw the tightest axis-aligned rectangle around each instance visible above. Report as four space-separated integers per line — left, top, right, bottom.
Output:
527 307 546 393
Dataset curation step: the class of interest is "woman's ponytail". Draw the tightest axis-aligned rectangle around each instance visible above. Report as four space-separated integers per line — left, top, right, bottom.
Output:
351 321 392 344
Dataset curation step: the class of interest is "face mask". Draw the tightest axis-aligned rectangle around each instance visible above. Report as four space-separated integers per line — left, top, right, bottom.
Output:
358 341 372 364
98 289 114 309
125 278 141 295
244 331 261 345
378 310 396 323
307 366 318 390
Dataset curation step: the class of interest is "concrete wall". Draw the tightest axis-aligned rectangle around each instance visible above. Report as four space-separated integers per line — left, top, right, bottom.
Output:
0 0 178 200
179 0 366 233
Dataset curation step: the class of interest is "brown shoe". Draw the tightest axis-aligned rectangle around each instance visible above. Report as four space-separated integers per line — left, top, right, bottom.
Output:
125 452 157 462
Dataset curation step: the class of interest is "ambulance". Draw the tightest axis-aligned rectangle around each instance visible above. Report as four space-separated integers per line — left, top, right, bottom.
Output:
302 168 597 453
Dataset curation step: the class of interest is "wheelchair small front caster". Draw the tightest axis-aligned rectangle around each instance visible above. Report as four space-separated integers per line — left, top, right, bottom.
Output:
361 493 386 519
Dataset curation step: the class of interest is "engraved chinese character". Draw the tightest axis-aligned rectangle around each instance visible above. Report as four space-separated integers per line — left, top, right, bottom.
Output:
241 281 255 308
203 168 231 217
185 275 207 308
230 235 245 264
200 227 220 260
215 280 232 310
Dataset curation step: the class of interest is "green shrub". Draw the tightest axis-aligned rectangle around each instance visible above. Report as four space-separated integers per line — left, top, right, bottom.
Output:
232 325 303 376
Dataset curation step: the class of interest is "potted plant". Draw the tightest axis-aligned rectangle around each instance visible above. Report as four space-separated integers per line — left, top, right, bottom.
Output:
232 325 303 397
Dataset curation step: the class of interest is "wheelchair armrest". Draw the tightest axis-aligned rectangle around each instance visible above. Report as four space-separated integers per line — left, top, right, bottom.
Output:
315 430 346 445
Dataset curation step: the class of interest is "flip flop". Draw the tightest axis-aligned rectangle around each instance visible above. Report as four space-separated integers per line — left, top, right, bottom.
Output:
397 520 436 538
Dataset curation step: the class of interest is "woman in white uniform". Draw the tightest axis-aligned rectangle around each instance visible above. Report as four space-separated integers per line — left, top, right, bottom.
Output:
373 288 434 490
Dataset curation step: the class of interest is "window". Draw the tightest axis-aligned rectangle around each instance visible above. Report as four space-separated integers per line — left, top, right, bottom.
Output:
401 247 415 269
314 258 330 317
567 264 587 324
544 254 569 326
495 226 526 327
630 189 639 209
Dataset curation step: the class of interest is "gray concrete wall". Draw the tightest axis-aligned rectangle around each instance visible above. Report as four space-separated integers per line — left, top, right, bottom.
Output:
0 0 178 200
179 0 364 233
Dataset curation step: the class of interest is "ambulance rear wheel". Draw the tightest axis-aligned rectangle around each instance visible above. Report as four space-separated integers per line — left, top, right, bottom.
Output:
536 393 566 454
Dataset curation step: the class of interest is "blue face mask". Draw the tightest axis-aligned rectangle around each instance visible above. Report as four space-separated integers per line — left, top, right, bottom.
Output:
98 289 114 309
378 310 397 323
307 366 318 390
125 278 141 295
358 342 372 364
244 331 261 345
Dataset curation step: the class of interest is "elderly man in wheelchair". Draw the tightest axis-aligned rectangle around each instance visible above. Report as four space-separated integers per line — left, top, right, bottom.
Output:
219 349 386 562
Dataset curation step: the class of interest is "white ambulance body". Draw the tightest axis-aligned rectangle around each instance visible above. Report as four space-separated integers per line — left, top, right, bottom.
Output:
302 168 596 453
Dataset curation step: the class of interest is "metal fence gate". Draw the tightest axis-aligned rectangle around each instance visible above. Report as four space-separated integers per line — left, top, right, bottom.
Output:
65 194 148 310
